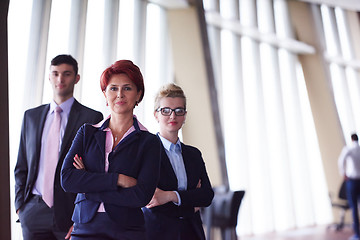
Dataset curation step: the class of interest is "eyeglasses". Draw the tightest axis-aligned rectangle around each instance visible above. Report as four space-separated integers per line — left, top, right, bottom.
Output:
156 107 186 116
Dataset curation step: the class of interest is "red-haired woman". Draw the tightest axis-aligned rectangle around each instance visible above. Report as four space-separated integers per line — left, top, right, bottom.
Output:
61 60 161 240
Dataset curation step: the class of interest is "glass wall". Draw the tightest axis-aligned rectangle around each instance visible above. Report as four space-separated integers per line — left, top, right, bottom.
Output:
8 0 360 238
8 0 170 239
204 0 334 235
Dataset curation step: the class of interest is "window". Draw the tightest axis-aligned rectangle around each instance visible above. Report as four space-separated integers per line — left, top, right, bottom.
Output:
204 0 331 235
8 1 170 238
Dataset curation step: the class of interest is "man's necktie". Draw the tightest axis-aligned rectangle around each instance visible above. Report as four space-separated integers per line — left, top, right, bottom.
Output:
42 106 62 208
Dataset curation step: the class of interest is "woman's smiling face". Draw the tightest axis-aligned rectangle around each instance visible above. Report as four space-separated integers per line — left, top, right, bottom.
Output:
155 97 187 135
103 73 141 115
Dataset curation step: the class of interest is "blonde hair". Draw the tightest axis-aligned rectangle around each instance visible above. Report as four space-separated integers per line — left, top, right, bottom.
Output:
154 83 186 111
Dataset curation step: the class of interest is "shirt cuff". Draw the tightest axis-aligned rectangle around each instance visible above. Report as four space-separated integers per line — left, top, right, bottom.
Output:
172 191 181 206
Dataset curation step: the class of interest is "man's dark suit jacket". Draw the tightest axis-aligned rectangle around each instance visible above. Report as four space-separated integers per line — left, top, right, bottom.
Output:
143 139 214 240
14 99 103 232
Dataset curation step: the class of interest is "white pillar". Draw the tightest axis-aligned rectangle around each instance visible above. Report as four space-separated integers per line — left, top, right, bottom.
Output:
335 8 360 135
239 0 271 234
346 10 360 134
259 0 295 231
24 0 52 109
69 0 88 100
205 0 222 106
322 6 355 138
133 0 147 69
218 0 251 235
103 0 119 67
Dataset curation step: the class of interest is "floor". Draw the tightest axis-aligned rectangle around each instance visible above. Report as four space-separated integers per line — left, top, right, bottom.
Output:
240 225 354 240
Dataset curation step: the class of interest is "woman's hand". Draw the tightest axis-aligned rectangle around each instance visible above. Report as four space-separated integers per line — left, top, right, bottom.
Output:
65 225 73 239
194 179 201 212
73 154 85 170
117 174 137 188
146 188 178 208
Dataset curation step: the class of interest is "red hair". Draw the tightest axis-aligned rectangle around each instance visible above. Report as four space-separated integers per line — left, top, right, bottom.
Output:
100 60 145 103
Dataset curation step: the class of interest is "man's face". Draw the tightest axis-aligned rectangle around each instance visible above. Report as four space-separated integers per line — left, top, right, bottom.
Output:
49 63 79 100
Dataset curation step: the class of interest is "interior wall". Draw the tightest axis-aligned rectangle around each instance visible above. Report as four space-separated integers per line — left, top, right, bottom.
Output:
167 6 222 187
0 0 11 239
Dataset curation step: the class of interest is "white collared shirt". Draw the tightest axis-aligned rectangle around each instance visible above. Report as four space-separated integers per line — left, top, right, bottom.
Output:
338 141 360 179
158 134 188 191
158 134 187 206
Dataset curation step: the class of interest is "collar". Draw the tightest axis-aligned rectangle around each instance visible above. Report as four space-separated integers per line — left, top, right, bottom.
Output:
92 114 148 132
50 97 74 115
158 133 182 152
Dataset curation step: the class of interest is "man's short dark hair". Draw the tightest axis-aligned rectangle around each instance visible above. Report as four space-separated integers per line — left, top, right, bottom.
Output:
51 54 78 75
351 133 358 141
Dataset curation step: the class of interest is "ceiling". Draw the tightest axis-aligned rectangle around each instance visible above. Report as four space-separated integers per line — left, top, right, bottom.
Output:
147 0 189 9
297 0 360 11
147 0 360 11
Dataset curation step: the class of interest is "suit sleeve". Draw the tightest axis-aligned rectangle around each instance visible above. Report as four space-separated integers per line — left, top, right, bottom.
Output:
177 148 214 208
14 112 29 212
61 125 119 194
61 126 161 208
85 135 162 208
90 111 103 125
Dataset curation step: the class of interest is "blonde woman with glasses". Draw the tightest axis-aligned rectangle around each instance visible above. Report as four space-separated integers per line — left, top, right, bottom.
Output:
143 83 214 240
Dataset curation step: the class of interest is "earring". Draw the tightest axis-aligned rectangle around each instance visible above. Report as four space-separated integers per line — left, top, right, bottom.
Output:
106 101 108 106
135 101 139 106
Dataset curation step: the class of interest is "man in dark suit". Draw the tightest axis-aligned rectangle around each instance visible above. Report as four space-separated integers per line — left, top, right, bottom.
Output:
14 54 103 240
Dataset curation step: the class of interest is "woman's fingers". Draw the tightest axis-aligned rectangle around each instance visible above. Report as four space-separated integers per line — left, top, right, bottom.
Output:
73 154 85 170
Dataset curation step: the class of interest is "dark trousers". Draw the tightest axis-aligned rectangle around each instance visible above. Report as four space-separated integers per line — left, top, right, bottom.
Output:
179 219 202 240
347 179 360 237
18 195 68 240
143 208 203 240
71 212 145 240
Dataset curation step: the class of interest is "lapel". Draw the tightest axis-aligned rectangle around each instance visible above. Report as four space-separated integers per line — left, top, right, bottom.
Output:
35 104 50 161
180 143 196 189
91 117 140 171
180 143 190 170
115 131 139 152
94 129 106 162
60 100 81 156
157 135 180 187
161 147 179 186
93 129 107 172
